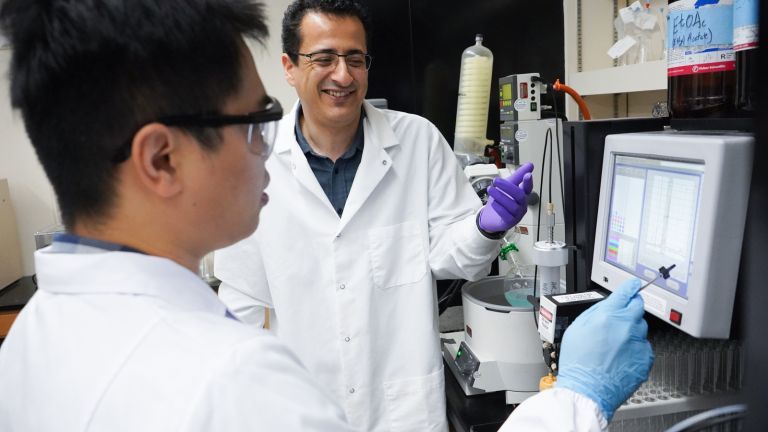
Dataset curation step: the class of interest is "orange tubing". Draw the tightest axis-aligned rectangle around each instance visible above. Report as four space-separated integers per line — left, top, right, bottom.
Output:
553 79 592 120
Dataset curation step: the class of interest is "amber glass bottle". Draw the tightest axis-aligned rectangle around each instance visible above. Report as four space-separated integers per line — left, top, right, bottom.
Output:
734 0 758 113
668 0 736 118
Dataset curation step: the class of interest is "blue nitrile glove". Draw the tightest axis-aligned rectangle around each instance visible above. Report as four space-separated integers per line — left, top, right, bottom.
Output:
477 162 535 233
556 279 654 421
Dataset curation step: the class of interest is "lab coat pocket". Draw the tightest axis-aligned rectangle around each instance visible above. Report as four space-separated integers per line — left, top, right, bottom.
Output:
368 221 427 290
383 368 447 432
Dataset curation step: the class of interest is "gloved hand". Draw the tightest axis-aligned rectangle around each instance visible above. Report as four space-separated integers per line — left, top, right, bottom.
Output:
477 162 534 233
556 279 654 421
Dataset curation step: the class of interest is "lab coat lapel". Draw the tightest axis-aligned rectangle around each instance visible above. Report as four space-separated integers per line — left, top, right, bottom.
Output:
273 104 337 215
338 102 397 231
288 147 336 214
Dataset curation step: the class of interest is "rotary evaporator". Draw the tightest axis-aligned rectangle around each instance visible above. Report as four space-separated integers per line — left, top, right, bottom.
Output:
443 36 580 404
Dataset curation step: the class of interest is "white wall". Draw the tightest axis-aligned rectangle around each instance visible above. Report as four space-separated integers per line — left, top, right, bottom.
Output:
0 0 296 276
0 50 60 276
253 0 297 109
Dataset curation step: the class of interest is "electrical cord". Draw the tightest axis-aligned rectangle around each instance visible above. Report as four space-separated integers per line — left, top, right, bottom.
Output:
530 83 567 332
552 88 565 212
531 121 553 330
522 78 572 374
541 84 569 374
548 128 553 207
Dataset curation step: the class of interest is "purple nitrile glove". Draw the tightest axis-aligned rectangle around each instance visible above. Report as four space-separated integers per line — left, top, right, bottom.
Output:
477 162 534 233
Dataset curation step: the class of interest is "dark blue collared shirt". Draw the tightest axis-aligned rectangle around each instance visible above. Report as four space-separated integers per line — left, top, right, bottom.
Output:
295 105 364 216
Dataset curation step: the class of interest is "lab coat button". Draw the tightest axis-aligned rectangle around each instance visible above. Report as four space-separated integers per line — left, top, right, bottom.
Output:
382 160 387 165
344 336 350 342
339 284 346 290
349 388 355 394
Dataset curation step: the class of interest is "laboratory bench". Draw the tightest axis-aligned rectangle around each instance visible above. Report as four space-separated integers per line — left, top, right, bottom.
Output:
440 304 516 432
0 276 36 341
444 361 515 432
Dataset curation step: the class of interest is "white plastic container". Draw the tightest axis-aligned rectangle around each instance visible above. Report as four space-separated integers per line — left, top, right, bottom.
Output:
461 276 547 402
454 34 493 157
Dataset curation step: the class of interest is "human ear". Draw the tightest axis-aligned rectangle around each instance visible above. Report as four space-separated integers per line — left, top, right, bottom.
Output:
128 124 184 198
282 53 297 87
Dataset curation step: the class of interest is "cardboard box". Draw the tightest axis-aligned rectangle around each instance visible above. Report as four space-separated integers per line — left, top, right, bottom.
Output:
0 179 23 291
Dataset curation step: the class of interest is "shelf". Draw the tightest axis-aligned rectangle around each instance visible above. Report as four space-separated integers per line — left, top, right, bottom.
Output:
568 60 667 96
563 0 670 119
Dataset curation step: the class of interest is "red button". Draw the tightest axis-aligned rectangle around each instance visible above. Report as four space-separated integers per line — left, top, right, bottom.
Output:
669 309 682 325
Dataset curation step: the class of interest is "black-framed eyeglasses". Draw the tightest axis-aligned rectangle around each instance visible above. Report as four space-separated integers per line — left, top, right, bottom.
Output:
112 96 283 163
291 51 373 71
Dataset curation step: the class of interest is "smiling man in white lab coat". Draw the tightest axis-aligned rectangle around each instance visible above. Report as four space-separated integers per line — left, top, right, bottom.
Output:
0 0 354 430
213 0 535 431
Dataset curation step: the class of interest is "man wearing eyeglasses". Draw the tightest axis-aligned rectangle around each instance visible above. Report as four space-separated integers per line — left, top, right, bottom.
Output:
214 0 537 430
0 0 355 430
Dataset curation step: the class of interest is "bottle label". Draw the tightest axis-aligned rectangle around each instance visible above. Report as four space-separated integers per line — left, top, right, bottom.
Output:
667 0 735 77
733 0 758 51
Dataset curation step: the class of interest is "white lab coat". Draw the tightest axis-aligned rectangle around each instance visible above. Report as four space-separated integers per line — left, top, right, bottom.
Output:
0 248 355 432
499 388 608 431
215 101 501 431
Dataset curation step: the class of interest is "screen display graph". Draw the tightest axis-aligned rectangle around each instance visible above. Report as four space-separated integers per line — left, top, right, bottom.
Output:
604 155 704 299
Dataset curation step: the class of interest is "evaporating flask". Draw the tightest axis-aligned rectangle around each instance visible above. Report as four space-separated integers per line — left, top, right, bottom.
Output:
454 34 493 157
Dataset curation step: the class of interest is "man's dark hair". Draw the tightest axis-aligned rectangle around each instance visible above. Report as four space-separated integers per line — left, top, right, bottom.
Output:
282 0 371 64
0 0 268 228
